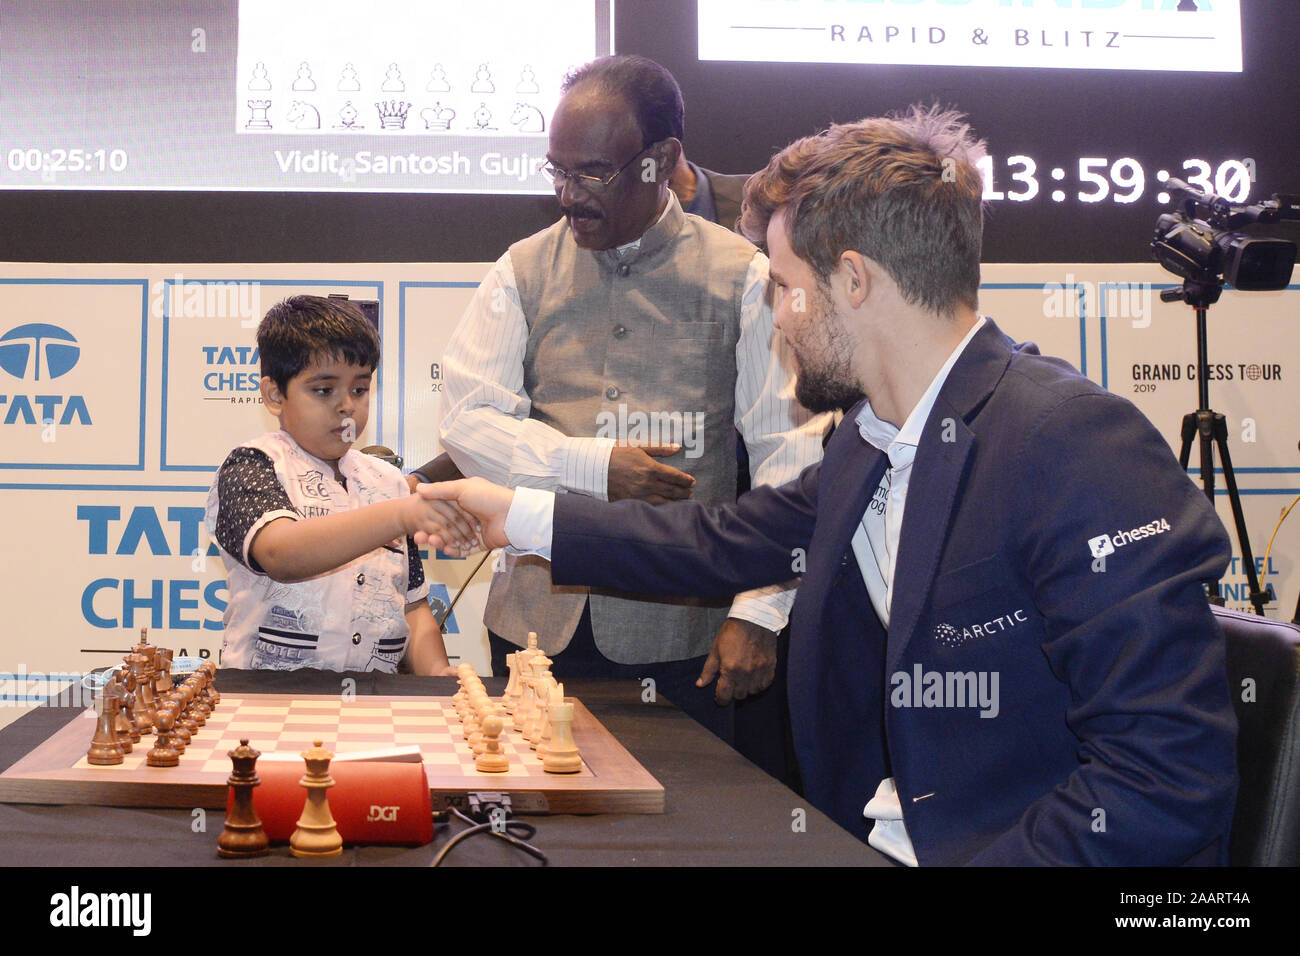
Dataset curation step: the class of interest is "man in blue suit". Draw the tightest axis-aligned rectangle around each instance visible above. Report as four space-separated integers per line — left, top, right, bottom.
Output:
420 107 1238 865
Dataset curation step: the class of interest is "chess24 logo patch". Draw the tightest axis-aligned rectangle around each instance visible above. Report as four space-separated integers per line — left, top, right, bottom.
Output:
1088 517 1172 559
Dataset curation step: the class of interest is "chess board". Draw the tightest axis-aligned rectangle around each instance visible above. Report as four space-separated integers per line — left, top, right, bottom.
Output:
0 693 664 814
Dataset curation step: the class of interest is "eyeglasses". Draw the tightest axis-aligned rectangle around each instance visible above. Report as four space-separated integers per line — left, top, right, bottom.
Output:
541 142 657 191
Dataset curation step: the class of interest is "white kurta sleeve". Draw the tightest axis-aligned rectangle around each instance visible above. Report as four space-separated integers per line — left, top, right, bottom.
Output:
726 253 832 631
438 252 615 497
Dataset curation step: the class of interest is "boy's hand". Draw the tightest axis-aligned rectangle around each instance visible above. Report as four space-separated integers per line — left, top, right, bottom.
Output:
414 478 515 551
401 491 481 557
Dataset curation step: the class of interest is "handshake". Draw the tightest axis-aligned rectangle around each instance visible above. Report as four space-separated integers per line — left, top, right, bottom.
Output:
399 442 698 557
401 477 518 557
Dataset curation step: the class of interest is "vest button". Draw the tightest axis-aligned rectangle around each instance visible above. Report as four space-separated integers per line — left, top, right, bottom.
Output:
605 386 619 400
351 633 361 645
356 572 365 585
614 325 628 339
617 263 631 277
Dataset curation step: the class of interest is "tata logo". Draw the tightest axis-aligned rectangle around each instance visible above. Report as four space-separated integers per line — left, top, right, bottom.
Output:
0 323 81 380
366 805 399 823
0 323 91 425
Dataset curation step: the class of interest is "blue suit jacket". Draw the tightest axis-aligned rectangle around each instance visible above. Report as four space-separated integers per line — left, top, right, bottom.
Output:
550 320 1237 865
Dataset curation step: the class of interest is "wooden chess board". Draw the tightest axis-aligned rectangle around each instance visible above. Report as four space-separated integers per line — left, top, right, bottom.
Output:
0 693 664 814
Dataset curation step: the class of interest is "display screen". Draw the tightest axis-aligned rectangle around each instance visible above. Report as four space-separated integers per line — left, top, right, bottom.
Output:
1 0 1295 264
0 0 611 193
698 0 1242 72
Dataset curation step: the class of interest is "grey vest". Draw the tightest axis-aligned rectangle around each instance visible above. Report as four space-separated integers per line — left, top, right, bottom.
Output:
484 194 759 663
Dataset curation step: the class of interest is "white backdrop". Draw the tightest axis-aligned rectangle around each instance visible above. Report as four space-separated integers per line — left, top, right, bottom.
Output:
2 260 1296 710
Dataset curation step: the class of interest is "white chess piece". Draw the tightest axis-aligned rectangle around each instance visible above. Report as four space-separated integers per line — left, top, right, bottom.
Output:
292 62 316 91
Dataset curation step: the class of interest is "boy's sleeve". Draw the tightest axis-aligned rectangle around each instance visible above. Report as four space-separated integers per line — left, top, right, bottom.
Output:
214 446 300 573
405 535 429 604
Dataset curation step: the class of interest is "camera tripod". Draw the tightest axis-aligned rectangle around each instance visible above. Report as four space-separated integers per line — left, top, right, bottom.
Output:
1163 279 1269 615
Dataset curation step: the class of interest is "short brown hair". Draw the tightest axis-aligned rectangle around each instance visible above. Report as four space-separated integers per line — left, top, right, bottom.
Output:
740 105 987 317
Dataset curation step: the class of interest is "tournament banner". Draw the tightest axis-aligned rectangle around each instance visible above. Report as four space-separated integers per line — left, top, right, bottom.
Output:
698 0 1243 72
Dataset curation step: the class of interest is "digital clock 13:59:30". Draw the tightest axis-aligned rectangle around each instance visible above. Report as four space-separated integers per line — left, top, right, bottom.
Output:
976 155 1253 205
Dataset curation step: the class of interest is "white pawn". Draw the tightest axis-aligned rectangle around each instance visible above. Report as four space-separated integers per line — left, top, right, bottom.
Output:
248 61 271 91
426 63 451 92
470 63 495 93
475 715 510 773
292 61 316 91
381 62 405 92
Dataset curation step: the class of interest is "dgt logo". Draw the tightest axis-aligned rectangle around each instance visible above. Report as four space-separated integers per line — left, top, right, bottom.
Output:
0 323 92 425
0 323 81 380
367 805 399 822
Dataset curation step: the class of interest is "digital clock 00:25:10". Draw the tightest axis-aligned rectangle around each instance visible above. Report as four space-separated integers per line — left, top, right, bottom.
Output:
7 148 129 174
975 155 1254 205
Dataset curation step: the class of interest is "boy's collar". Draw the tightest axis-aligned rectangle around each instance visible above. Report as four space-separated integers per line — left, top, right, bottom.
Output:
276 428 356 477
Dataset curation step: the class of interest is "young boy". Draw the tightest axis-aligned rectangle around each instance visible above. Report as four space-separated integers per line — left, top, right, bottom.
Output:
204 295 478 674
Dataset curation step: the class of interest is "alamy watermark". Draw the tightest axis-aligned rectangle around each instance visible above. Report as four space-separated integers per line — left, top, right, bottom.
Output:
49 886 151 936
150 274 263 328
890 665 1000 718
595 403 704 459
1042 275 1153 329
1 668 100 709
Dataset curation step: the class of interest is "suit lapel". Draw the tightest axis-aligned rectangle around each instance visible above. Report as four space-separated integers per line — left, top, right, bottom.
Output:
885 399 975 675
884 320 1017 675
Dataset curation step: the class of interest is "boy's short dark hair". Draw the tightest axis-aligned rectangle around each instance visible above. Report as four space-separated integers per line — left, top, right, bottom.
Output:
257 295 380 393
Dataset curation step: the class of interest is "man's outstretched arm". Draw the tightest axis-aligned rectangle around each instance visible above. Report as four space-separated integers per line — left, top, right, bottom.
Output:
415 468 820 599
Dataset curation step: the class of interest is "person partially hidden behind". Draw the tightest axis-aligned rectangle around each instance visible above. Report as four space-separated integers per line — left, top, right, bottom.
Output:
418 107 1239 865
205 295 473 675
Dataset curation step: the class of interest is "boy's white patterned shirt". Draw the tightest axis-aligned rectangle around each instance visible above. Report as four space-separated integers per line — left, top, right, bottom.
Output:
204 430 428 672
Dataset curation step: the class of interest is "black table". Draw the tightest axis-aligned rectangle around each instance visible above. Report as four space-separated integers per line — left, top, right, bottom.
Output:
0 669 889 867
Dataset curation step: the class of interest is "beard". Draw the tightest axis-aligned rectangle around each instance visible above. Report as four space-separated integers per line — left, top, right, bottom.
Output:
794 360 865 414
790 292 865 413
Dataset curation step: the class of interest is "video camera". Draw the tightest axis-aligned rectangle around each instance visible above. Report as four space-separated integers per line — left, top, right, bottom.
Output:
1152 179 1298 296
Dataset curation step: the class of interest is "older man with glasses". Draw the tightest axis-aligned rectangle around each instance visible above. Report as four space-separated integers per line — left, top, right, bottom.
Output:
420 54 828 751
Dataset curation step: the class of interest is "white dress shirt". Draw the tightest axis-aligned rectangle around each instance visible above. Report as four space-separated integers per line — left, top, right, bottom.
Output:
852 316 985 866
205 431 428 672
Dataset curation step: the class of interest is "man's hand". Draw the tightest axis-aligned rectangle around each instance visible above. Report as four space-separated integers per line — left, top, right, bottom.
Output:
405 473 421 495
608 444 695 504
697 618 780 705
414 477 515 551
399 490 480 557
